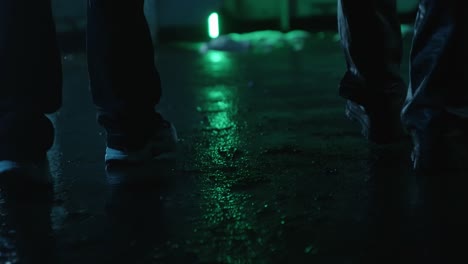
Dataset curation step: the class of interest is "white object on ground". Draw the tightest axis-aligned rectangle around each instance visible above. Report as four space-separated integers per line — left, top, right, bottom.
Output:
199 30 312 53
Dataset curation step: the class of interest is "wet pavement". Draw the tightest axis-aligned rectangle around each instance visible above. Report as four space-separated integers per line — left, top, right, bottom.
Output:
0 32 463 263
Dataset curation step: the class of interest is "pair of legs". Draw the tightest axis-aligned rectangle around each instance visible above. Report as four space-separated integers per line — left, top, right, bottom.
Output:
0 0 174 167
338 0 467 169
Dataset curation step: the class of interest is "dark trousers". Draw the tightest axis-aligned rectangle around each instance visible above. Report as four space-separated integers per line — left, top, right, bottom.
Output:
338 0 467 131
0 0 162 153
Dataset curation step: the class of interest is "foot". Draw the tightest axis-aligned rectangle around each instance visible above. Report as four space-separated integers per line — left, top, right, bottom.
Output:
0 113 54 185
410 115 468 171
345 99 406 144
0 158 52 186
339 71 406 144
105 117 178 164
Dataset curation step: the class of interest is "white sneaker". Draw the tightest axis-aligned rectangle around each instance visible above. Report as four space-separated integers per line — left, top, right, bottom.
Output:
105 121 178 164
0 159 51 185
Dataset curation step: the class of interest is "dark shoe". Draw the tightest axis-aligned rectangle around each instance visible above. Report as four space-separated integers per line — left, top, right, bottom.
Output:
410 115 468 171
339 71 407 144
345 99 406 144
0 112 54 161
0 113 54 185
105 158 175 186
105 115 178 164
0 158 52 186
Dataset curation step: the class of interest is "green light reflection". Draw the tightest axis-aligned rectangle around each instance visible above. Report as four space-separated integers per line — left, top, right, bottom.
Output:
202 51 234 78
207 51 224 63
194 83 259 262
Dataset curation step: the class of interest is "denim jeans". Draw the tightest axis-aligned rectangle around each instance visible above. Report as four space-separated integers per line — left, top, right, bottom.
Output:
337 0 467 131
0 0 162 156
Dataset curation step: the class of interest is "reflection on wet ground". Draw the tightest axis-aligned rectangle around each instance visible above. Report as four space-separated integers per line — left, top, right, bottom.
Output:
1 33 465 263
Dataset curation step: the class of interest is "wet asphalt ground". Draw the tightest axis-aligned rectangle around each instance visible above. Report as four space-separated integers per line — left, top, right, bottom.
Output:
1 31 465 264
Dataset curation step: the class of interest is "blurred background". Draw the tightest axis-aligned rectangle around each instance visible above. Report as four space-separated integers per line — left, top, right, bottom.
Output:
53 0 418 49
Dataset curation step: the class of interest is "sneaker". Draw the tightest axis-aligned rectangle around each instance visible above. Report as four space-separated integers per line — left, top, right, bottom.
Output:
105 120 178 164
0 159 52 186
105 158 175 186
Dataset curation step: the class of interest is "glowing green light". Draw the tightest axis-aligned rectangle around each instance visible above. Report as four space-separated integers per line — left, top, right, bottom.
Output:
208 12 219 39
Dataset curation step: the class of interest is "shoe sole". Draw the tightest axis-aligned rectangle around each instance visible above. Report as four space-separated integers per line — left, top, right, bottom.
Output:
105 123 178 164
0 160 52 186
